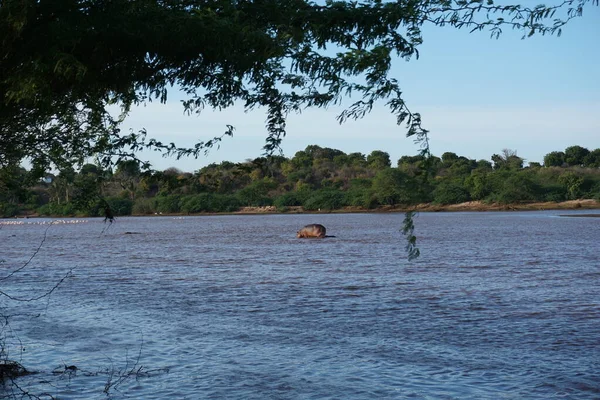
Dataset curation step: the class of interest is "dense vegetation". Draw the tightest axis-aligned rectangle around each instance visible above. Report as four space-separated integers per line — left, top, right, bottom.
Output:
1 144 599 218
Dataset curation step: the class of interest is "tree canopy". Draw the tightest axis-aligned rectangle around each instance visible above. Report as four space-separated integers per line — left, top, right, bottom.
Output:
3 143 600 218
1 0 596 175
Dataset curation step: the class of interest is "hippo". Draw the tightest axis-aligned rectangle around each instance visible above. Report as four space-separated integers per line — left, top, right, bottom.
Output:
297 224 327 238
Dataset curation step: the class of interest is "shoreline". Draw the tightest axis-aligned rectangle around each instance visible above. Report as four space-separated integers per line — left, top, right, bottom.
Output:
9 199 600 219
231 199 600 215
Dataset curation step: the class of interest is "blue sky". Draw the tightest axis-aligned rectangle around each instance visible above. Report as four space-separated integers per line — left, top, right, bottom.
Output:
120 2 600 172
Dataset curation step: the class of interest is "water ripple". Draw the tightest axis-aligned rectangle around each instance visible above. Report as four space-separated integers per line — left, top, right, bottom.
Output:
1 212 598 399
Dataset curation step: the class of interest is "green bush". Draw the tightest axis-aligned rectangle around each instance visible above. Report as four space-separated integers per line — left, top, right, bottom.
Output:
132 198 156 215
236 178 277 206
589 182 600 200
303 189 346 211
180 194 213 213
180 194 240 213
211 194 240 212
433 182 470 205
106 197 133 216
465 172 491 200
37 202 76 216
155 195 181 213
371 168 417 205
236 193 273 207
273 192 302 209
344 187 374 208
492 175 539 204
541 185 566 202
558 172 584 200
0 202 19 218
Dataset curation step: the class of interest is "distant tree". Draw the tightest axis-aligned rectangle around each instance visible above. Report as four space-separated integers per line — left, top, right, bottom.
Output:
543 151 566 167
236 178 277 206
163 167 183 176
433 181 471 205
397 155 425 167
441 152 460 167
290 151 313 169
312 158 337 184
448 157 477 176
559 172 584 200
475 159 494 171
564 146 590 166
347 153 368 168
249 155 286 179
156 169 184 194
465 171 492 200
0 165 30 216
113 160 142 200
492 172 539 203
105 197 134 216
303 189 346 211
137 173 161 197
304 145 345 161
155 194 182 213
80 163 101 176
344 178 375 208
50 167 76 204
333 154 350 168
398 155 426 176
367 151 392 170
273 192 303 210
372 168 415 205
491 149 523 170
583 149 600 168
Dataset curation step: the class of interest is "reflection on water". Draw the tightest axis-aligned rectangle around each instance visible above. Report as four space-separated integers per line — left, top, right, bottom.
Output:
1 211 599 399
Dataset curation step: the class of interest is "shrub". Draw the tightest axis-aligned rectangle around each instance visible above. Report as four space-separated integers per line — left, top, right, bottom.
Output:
236 178 277 206
180 194 213 213
0 202 19 218
371 168 418 205
492 175 538 204
212 194 240 212
106 197 133 216
132 198 156 215
273 192 302 209
37 202 76 216
344 187 373 208
303 189 346 211
541 185 566 202
155 195 181 213
180 194 240 213
433 182 470 205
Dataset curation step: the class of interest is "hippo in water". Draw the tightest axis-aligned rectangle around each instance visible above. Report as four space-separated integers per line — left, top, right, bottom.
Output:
297 224 327 238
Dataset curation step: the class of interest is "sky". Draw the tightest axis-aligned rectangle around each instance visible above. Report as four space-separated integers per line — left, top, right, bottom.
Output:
118 2 600 172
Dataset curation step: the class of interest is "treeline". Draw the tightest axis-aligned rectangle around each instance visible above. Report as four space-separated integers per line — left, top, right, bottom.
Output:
1 145 600 217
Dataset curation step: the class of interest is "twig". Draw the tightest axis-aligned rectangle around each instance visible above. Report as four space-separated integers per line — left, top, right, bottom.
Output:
0 223 53 282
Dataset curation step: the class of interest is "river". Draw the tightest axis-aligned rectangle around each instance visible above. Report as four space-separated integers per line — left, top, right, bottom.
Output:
0 211 598 399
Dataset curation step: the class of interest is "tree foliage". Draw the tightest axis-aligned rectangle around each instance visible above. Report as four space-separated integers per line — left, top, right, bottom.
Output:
544 151 566 167
491 149 524 170
2 0 596 175
564 145 591 166
367 150 392 170
3 144 600 218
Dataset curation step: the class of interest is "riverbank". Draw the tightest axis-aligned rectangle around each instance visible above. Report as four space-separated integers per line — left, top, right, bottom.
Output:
232 199 600 215
10 199 600 219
